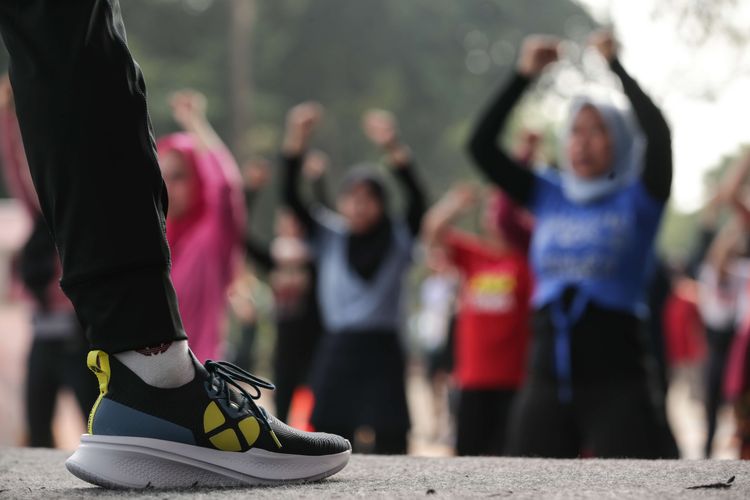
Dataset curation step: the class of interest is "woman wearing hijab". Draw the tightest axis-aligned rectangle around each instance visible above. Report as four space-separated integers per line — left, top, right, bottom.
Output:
467 31 673 458
157 90 246 363
282 102 426 454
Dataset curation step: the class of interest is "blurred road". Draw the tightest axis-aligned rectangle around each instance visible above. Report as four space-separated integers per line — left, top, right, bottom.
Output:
1 447 749 499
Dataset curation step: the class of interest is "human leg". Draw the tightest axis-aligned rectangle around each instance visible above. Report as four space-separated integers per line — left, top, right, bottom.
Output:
24 338 61 447
0 2 349 487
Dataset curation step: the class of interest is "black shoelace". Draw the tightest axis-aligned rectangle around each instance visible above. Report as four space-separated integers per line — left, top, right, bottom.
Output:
204 360 282 449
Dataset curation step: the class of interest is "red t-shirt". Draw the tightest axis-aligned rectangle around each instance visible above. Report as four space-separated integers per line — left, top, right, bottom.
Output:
662 285 706 365
445 230 532 390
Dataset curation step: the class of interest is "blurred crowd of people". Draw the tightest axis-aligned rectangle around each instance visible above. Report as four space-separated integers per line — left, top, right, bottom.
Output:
3 29 750 459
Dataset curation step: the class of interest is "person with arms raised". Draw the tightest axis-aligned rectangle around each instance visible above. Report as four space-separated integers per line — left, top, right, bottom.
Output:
282 103 426 454
467 31 674 458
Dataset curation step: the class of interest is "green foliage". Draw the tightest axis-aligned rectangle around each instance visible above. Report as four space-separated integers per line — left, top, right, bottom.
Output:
115 0 594 238
0 0 596 222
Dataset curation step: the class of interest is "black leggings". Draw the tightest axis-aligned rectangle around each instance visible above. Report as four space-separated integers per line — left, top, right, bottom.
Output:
323 426 407 455
273 316 322 423
704 327 734 457
507 377 667 458
25 336 98 447
456 388 515 456
310 332 410 454
507 305 676 458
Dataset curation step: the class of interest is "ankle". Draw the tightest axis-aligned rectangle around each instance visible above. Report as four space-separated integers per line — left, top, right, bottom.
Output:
114 340 195 388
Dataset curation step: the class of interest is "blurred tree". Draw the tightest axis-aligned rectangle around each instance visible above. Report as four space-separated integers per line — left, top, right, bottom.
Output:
127 0 595 237
228 0 256 155
0 0 595 234
651 0 743 46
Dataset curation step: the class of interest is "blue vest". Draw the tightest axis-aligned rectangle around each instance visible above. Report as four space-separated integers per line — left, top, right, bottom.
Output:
528 172 665 402
311 209 413 334
529 172 664 314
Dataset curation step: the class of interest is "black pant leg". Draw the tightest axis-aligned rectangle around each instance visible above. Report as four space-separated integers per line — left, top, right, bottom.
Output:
273 321 306 422
455 389 488 456
272 371 295 424
456 389 515 456
0 0 185 352
578 379 663 459
505 380 579 457
25 339 61 447
373 432 407 455
704 329 734 457
234 322 257 372
489 390 516 456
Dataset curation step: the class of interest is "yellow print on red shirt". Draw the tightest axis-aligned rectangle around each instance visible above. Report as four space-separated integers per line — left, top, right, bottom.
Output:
466 273 517 312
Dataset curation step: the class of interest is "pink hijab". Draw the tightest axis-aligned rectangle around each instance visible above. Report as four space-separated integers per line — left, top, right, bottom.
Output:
488 189 533 254
157 133 245 362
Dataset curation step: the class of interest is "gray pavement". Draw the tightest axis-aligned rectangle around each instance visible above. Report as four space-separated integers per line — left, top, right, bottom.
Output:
1 447 748 499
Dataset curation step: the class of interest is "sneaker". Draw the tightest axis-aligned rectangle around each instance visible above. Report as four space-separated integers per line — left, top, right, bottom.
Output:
65 350 351 489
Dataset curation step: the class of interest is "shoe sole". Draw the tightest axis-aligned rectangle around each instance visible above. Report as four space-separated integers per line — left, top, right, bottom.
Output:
65 434 351 489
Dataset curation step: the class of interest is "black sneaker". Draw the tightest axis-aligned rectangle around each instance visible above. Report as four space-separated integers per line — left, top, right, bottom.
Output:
65 350 351 489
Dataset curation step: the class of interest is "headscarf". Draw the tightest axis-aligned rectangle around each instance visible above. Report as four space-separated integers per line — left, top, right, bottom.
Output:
338 164 392 281
338 164 387 205
157 133 206 248
558 97 645 204
155 132 245 362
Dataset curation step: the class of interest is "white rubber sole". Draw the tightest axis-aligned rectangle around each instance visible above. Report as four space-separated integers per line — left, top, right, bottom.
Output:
65 434 351 489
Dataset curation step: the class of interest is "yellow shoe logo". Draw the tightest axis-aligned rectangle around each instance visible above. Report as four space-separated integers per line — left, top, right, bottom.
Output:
203 401 260 452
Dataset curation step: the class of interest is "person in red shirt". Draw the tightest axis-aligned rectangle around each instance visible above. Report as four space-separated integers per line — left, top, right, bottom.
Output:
423 183 533 455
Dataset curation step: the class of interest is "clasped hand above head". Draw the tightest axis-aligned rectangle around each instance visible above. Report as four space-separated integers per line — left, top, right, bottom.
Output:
517 29 618 78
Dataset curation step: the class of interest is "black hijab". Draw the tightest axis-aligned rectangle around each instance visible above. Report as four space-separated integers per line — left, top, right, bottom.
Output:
340 166 392 281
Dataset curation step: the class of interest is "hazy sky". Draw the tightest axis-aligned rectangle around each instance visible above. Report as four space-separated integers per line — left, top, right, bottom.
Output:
574 0 750 212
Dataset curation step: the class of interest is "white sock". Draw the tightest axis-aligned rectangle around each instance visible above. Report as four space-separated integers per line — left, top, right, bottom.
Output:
114 339 195 388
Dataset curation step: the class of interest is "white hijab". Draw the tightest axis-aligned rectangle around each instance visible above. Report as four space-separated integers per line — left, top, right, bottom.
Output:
558 97 645 204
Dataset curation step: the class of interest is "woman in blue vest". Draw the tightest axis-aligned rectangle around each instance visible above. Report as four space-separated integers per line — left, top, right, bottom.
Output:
467 31 674 458
282 103 426 454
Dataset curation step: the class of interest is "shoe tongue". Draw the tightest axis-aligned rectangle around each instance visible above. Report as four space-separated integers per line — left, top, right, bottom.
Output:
194 355 256 414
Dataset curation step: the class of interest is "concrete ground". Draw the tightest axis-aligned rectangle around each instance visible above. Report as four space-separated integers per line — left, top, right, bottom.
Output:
1 447 748 499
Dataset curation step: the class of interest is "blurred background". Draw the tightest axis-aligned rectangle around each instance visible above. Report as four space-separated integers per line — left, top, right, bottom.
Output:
1 0 749 458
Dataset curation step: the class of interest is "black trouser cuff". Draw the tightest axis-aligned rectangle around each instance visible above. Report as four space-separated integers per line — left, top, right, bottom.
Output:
63 266 187 353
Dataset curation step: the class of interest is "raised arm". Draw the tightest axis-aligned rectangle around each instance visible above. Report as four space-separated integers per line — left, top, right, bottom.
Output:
467 36 558 205
280 102 323 233
685 191 723 277
362 109 427 235
171 90 243 188
170 90 245 236
591 31 672 201
720 148 750 227
302 149 332 209
241 159 274 271
422 184 478 246
171 90 224 153
705 217 743 276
